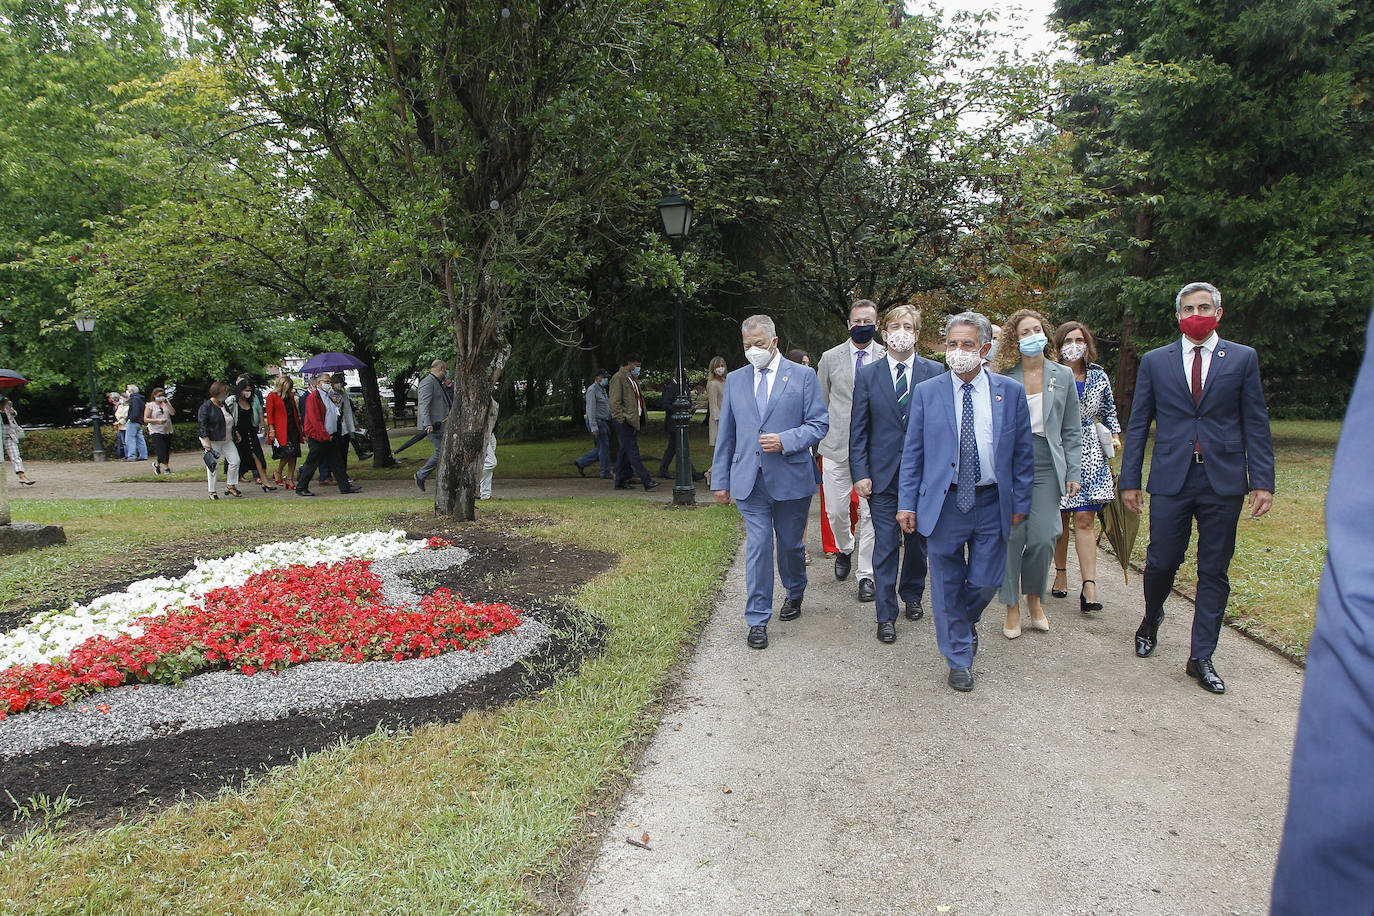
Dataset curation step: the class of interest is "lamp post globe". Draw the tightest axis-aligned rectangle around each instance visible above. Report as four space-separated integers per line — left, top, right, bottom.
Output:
72 316 106 462
656 191 695 507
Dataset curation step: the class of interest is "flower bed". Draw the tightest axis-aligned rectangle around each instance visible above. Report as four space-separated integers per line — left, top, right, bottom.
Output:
0 531 523 719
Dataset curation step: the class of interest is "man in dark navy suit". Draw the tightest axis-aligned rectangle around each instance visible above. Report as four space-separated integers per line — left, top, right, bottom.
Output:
1121 281 1275 694
896 311 1035 692
1270 308 1374 913
850 304 944 644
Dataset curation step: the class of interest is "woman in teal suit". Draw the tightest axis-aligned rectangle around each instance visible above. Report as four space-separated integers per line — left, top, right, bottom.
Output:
992 310 1082 638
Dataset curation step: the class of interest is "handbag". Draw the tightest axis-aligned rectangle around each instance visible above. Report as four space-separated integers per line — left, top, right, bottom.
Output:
203 447 221 471
272 443 301 460
1095 422 1116 459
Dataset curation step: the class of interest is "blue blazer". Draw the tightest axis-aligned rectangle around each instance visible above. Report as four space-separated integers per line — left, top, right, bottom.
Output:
1121 338 1275 497
711 358 829 501
850 354 944 495
1271 309 1374 912
897 369 1035 539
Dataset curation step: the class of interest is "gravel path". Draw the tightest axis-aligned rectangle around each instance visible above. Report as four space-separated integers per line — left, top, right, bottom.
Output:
575 510 1302 915
0 547 551 758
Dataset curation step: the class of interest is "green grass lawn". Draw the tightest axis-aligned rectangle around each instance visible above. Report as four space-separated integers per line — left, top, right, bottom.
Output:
1124 419 1336 659
116 413 713 483
0 497 740 913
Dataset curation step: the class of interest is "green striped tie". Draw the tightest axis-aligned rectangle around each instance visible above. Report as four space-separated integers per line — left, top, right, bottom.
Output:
895 362 909 420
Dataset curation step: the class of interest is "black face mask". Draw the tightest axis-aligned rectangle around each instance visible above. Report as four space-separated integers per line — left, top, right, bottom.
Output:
849 325 877 346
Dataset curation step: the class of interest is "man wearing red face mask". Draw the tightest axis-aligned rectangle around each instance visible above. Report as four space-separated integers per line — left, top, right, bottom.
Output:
1120 282 1275 694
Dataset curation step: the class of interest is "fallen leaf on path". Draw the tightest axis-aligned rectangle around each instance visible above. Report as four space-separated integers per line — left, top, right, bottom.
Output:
722 786 733 794
641 832 650 845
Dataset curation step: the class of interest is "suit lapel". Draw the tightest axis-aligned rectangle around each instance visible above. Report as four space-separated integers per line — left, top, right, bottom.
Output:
1165 340 1193 404
988 371 1004 457
875 357 903 424
760 362 792 424
1198 339 1233 407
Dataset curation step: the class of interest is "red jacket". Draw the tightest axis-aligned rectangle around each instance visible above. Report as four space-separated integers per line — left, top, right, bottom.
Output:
302 389 333 442
264 391 300 446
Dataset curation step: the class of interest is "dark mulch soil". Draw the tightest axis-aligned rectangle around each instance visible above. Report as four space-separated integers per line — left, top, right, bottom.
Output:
0 522 614 836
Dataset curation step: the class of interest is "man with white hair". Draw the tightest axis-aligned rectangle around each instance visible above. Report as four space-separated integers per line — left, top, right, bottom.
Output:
1121 281 1275 694
712 314 829 650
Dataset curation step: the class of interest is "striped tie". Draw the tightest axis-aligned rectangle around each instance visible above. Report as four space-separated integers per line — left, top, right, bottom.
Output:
895 362 908 422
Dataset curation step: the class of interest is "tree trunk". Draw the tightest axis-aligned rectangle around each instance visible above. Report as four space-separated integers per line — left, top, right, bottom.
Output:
1117 202 1154 430
355 359 396 468
433 368 492 520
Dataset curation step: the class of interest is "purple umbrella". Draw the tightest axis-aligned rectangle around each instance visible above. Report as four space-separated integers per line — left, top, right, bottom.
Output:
0 369 29 388
300 352 366 375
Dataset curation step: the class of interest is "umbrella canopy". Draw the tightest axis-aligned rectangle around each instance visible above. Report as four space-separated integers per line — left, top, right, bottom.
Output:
300 352 366 375
0 369 29 388
1097 475 1142 584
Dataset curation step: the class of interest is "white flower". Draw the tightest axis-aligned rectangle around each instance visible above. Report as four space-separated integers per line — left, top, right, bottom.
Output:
0 530 424 671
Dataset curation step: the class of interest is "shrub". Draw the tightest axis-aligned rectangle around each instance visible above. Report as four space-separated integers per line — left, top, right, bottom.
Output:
20 423 203 461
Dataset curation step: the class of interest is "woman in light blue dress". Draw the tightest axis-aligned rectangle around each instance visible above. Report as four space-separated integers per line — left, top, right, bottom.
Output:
1051 322 1122 613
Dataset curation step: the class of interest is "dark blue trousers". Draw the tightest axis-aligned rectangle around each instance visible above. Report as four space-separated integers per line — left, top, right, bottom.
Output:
576 419 611 476
612 419 653 487
868 487 928 623
926 485 1004 668
735 474 810 626
1142 460 1243 660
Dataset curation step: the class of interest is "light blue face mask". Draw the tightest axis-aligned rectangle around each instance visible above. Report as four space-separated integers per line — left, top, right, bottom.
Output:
630 366 641 377
1018 333 1048 356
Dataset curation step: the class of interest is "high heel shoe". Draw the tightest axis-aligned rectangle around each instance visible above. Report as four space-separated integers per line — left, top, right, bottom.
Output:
226 485 243 498
1080 579 1103 614
1051 567 1068 598
261 483 278 492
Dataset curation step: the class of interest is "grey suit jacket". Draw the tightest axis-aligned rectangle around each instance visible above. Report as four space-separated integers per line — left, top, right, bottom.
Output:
417 373 452 429
1004 359 1083 497
816 338 885 461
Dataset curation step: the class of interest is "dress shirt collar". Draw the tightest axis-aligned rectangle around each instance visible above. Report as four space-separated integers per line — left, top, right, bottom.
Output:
849 338 880 363
1181 331 1219 353
889 353 915 382
950 366 989 395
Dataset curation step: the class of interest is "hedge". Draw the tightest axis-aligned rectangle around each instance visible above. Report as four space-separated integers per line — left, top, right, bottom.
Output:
17 423 204 461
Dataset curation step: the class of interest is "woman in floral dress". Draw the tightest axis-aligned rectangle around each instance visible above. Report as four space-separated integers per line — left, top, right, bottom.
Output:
1052 322 1122 613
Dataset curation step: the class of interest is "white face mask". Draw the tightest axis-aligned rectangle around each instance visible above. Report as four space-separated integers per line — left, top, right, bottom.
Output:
885 328 916 353
714 367 726 376
745 346 773 369
945 347 983 375
1060 342 1087 363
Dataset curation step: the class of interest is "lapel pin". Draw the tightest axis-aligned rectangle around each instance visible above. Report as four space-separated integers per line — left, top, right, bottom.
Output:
1218 350 1225 357
995 394 1003 401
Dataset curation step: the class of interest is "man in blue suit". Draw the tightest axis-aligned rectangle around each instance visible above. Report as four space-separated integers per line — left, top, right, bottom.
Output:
712 314 829 650
851 304 945 643
896 312 1034 691
1271 307 1374 913
1121 282 1275 694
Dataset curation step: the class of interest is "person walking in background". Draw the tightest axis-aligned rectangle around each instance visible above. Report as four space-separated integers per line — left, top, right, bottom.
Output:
657 369 704 482
123 384 148 463
142 387 175 476
264 375 302 489
786 348 822 564
0 397 35 485
609 353 659 491
991 309 1082 639
850 305 943 642
1051 321 1121 612
479 397 498 500
711 315 829 650
197 382 240 500
817 299 885 602
1271 308 1374 913
414 359 452 492
111 392 128 460
706 356 727 457
228 379 276 492
328 373 360 482
1121 281 1275 695
296 373 359 496
574 368 613 478
897 312 1034 692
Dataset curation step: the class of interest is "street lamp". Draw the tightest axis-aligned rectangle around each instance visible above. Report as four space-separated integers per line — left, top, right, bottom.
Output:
657 190 695 507
72 316 106 462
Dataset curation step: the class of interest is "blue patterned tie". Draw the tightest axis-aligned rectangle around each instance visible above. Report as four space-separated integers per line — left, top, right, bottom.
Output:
756 367 770 418
895 362 908 423
957 381 979 513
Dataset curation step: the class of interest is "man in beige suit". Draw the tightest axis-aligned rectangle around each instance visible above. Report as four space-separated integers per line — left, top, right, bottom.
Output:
817 299 885 601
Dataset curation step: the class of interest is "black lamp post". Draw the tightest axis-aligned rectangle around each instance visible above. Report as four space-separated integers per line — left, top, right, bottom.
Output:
73 317 106 462
657 190 695 507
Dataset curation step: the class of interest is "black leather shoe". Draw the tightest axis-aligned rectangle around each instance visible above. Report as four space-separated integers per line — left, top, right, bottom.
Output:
857 578 875 602
904 601 924 621
643 480 661 491
339 485 363 494
972 626 979 657
779 596 803 621
1135 614 1162 657
1080 579 1103 614
1186 657 1226 694
296 488 315 497
747 625 768 649
574 461 587 478
613 483 630 490
1051 567 1068 599
414 472 426 492
948 667 974 692
834 552 852 581
876 621 896 643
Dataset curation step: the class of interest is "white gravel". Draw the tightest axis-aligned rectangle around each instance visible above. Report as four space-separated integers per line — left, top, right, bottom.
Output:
0 546 552 759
